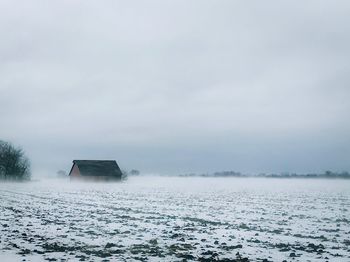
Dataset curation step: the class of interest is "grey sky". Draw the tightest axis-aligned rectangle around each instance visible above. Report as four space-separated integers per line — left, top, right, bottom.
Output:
1 1 350 175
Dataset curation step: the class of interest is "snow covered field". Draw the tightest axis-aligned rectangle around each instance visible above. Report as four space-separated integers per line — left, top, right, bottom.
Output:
0 177 349 261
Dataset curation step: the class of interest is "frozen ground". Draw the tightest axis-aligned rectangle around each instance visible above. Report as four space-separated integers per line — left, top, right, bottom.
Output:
0 177 349 262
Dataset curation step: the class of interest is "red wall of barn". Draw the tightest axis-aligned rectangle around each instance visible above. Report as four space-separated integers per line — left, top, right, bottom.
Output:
70 164 81 177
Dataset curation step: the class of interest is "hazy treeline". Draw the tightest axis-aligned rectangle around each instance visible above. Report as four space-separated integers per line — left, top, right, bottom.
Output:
178 170 350 179
124 169 140 176
0 140 31 181
121 169 140 180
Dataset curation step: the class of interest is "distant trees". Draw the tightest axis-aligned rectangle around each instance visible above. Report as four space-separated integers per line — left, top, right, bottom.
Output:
56 170 67 178
178 170 350 179
121 169 141 180
129 169 140 176
0 140 31 180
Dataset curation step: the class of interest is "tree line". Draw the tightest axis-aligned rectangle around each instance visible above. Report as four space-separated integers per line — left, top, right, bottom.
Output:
178 170 350 179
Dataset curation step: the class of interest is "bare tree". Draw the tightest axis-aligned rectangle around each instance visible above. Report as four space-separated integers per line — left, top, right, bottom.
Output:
0 140 31 180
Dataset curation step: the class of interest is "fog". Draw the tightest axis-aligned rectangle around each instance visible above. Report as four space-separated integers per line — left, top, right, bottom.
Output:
1 1 350 175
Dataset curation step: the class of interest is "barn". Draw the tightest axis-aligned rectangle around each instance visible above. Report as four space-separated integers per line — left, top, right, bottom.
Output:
69 160 123 181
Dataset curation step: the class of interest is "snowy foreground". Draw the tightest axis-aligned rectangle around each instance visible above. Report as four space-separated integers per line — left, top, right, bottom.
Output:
0 177 349 262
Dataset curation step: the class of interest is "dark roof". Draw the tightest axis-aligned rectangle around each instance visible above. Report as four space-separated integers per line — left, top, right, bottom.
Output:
71 160 122 178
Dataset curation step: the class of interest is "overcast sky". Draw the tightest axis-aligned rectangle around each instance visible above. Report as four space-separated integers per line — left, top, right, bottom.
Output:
1 1 350 175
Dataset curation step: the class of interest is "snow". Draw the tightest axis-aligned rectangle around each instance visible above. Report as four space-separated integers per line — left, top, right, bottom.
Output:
0 177 349 261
